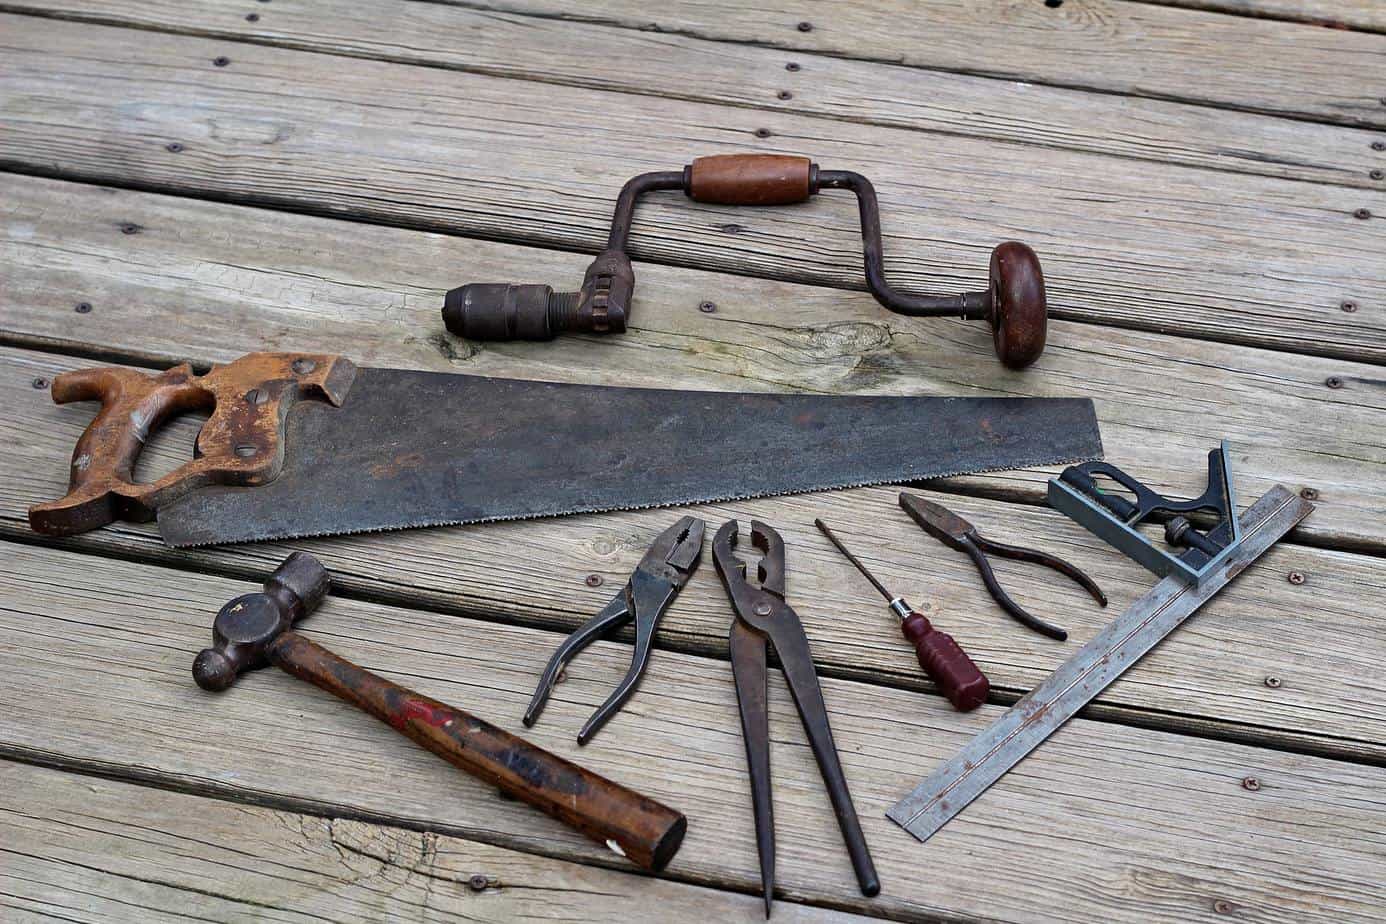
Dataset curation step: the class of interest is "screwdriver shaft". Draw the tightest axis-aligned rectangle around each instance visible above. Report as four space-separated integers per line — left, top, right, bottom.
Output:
815 519 896 603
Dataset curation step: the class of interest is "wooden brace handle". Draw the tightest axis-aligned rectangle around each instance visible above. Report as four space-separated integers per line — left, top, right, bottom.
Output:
29 353 356 536
268 631 687 871
686 154 815 206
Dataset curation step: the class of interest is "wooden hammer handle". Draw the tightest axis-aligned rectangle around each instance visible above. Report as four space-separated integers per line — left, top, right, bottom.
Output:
266 631 687 872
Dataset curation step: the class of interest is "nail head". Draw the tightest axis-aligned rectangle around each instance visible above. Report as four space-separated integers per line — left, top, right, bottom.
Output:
1300 487 1319 500
777 90 793 100
213 56 231 67
785 62 801 72
1354 208 1372 219
1372 170 1385 181
1340 300 1358 312
796 21 813 32
1373 141 1386 151
467 874 488 892
753 128 772 138
165 142 184 153
246 12 260 21
585 574 603 587
75 302 92 314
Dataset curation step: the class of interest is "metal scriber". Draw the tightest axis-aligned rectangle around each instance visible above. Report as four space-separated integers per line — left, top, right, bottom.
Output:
713 520 879 916
524 516 704 745
899 493 1107 640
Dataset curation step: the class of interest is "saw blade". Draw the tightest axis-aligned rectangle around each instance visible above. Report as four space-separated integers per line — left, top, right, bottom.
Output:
157 368 1102 547
886 484 1312 843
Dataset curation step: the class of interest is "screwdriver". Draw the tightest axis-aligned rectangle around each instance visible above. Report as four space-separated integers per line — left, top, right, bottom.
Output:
815 518 989 712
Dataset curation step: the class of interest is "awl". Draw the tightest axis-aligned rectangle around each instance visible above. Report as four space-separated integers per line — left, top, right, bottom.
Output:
29 352 1103 546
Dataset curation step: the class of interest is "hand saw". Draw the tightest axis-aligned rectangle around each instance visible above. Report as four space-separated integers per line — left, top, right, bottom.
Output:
887 446 1312 843
28 352 1102 547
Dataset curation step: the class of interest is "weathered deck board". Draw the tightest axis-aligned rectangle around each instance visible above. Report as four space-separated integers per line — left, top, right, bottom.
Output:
3 0 1380 189
2 540 1383 923
0 760 867 924
3 17 1384 362
5 345 1386 762
1149 0 1386 31
468 0 1386 128
4 176 1383 553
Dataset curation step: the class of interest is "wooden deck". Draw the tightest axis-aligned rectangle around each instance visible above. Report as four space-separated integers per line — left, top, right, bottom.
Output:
2 2 1384 921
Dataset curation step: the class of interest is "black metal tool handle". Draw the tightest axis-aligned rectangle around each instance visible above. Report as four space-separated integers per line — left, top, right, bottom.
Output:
442 154 1048 368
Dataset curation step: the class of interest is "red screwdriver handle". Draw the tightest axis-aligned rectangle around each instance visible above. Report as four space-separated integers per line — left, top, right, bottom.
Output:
900 612 989 711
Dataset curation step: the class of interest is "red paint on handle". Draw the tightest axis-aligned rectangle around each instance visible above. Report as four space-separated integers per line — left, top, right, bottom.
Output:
901 612 989 711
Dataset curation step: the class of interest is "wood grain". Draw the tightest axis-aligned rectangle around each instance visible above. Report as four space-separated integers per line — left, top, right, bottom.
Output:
2 17 1384 362
467 0 1386 128
1147 0 1386 31
0 759 863 923
1 539 1383 922
4 176 1383 552
6 343 1386 760
2 0 1380 189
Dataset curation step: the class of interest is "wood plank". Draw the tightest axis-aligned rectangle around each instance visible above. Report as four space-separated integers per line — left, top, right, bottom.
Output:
5 340 1386 760
1146 0 1386 32
1 540 1383 923
3 0 1380 190
4 175 1383 554
467 0 1386 129
2 17 1384 363
0 759 864 923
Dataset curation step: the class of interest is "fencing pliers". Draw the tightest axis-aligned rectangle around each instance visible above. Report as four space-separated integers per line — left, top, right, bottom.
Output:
524 516 704 745
712 519 878 916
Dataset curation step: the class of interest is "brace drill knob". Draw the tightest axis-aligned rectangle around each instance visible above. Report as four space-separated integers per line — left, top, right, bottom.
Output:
193 551 329 691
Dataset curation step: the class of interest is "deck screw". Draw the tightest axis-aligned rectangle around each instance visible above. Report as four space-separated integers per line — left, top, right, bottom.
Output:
213 56 231 67
1325 376 1343 389
32 377 49 389
753 127 772 138
796 21 813 32
1374 141 1386 151
1264 675 1281 688
585 573 603 587
1213 899 1235 915
467 874 488 892
699 300 717 313
1340 300 1358 312
120 223 141 235
1354 208 1372 219
1287 571 1305 585
777 90 793 100
246 12 260 21
165 142 184 153
234 444 257 458
1241 776 1260 791
1299 487 1318 501
785 62 800 72
75 302 92 314
1372 170 1385 181
291 358 316 374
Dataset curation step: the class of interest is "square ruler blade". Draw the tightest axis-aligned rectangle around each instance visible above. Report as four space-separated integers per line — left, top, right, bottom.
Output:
887 484 1312 843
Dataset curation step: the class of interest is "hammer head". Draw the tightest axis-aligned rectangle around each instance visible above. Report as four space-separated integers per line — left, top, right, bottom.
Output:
193 551 330 691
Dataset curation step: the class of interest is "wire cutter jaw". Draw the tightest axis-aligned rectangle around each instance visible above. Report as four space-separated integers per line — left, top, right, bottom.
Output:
523 515 705 744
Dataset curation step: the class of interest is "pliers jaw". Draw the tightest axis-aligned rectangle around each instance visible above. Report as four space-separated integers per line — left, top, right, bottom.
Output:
712 519 786 617
640 515 705 585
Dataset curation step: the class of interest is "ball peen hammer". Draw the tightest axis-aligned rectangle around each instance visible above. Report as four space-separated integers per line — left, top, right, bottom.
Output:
193 551 687 872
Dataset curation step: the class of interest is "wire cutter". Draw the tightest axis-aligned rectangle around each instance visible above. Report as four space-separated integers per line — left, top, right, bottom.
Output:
899 493 1107 641
712 519 878 916
524 516 704 745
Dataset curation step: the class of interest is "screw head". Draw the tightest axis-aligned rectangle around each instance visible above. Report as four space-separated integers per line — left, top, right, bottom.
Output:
1264 675 1282 688
165 142 184 153
291 358 316 375
75 302 92 314
1287 571 1305 585
777 90 793 100
785 62 801 72
1325 376 1343 389
1213 899 1235 915
796 21 813 32
245 388 271 406
31 377 49 389
213 56 231 67
234 444 258 458
698 300 716 313
467 874 488 892
1340 300 1358 312
753 601 772 617
753 127 772 139
1241 776 1261 791
1372 170 1385 181
584 574 603 587
1354 208 1372 220
1300 487 1319 501
120 223 141 235
246 12 260 21
1373 141 1386 151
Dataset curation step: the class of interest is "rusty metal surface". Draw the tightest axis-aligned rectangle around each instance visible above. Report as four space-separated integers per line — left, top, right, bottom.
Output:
887 485 1314 844
157 367 1102 547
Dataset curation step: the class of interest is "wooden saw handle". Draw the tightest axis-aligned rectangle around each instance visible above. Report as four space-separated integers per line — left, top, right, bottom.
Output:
28 353 356 536
268 631 688 871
